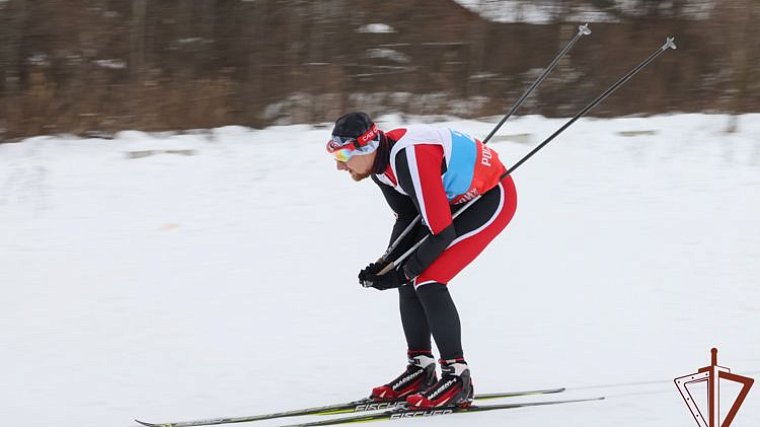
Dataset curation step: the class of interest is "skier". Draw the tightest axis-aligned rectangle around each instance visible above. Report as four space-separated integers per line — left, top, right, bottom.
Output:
327 112 518 410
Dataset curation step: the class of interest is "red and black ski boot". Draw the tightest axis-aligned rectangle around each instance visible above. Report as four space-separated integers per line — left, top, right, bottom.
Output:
370 354 438 402
406 359 474 409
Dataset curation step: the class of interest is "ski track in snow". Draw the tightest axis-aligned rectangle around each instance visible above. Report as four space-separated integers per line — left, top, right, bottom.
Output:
1 114 759 427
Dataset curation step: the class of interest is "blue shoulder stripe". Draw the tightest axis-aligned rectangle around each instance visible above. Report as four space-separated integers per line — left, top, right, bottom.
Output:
442 130 476 200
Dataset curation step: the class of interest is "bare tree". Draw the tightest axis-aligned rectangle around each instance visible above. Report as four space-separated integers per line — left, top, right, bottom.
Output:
130 0 147 80
1 0 25 94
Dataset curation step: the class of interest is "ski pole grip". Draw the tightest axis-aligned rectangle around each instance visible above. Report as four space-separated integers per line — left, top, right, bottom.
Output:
578 23 591 36
378 262 395 276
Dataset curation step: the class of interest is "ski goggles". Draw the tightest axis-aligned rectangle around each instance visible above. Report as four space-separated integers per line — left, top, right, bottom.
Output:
326 123 380 162
327 135 360 162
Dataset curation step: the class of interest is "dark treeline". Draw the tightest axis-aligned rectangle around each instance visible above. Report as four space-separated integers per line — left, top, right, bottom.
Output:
0 0 758 140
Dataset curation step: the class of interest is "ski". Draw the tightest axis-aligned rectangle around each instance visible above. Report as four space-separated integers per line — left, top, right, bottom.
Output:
134 387 565 427
277 397 605 427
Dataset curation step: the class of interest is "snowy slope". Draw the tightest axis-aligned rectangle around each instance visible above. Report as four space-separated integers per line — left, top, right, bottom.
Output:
1 114 759 427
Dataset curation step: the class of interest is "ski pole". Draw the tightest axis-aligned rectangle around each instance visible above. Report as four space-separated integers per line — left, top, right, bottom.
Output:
377 37 677 276
508 36 677 174
481 23 591 144
379 24 592 262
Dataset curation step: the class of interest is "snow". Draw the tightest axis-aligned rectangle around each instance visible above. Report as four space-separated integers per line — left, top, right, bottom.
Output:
357 23 396 34
94 59 127 70
366 48 411 64
455 0 557 24
1 113 760 427
453 0 717 23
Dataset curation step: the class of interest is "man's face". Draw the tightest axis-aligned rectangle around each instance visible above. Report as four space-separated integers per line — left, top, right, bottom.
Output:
336 152 375 182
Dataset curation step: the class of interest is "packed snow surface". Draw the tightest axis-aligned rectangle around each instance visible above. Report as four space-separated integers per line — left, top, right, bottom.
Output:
1 114 759 427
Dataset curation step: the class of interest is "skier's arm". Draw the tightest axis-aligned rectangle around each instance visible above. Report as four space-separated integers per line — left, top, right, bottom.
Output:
394 145 456 279
371 174 424 262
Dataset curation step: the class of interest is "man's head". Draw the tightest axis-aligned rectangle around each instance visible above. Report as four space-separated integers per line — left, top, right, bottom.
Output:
327 112 380 181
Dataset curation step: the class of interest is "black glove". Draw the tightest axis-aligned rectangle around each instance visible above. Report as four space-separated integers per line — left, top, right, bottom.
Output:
361 267 409 290
358 261 386 284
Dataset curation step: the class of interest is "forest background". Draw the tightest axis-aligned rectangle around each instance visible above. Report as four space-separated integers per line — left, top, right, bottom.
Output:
0 0 757 140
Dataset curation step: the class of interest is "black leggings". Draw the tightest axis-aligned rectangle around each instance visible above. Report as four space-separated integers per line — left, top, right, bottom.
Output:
398 282 462 360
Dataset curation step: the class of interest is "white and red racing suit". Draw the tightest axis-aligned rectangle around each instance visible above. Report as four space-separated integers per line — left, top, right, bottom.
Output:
372 125 518 287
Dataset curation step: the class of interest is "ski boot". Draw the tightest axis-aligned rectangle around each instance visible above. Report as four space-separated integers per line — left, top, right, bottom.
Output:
406 359 474 409
370 354 438 402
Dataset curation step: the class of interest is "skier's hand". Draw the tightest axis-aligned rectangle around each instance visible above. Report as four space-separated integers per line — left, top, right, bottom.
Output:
361 268 409 290
358 261 387 284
